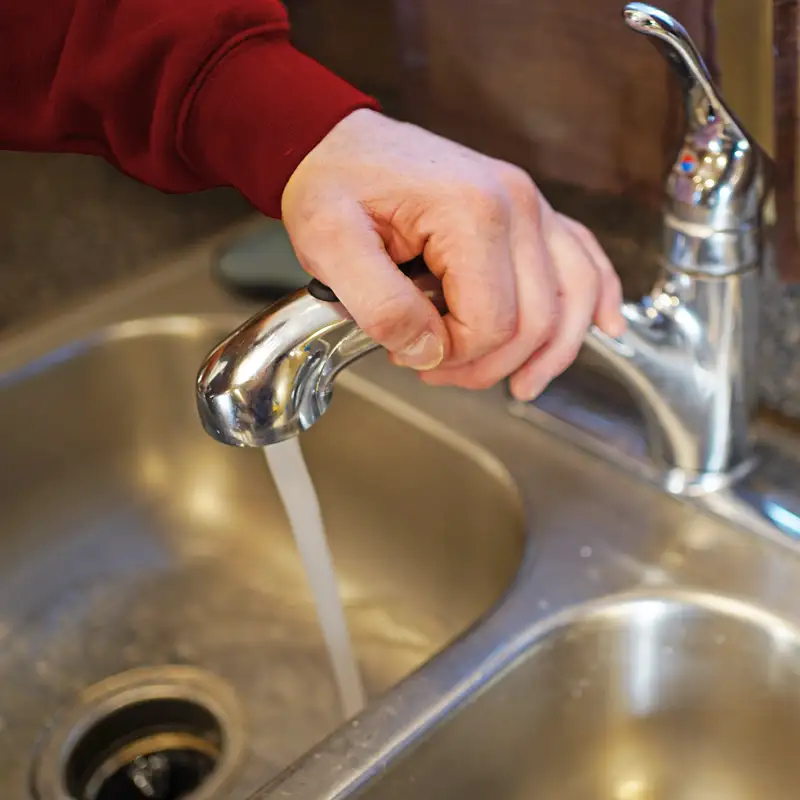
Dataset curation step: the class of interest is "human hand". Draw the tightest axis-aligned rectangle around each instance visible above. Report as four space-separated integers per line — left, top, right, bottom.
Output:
281 109 625 400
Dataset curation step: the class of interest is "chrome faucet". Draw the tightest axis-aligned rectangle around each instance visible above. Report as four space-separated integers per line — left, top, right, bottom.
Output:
195 258 445 446
196 3 771 494
580 2 771 492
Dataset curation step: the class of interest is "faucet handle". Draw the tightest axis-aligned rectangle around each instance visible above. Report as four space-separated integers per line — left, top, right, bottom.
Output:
623 3 771 268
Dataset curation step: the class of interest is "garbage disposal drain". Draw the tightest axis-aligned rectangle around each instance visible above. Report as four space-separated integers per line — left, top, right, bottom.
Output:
30 667 246 800
66 697 221 800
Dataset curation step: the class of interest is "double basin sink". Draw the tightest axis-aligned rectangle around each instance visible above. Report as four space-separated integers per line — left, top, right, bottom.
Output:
3 220 800 799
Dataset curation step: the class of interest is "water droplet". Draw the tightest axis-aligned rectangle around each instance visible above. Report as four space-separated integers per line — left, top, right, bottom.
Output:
580 546 592 558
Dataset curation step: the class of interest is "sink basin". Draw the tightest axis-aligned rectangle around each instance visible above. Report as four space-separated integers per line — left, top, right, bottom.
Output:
352 591 800 799
0 315 524 797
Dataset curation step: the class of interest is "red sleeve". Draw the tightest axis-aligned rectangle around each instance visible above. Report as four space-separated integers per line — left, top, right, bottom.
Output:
0 0 381 218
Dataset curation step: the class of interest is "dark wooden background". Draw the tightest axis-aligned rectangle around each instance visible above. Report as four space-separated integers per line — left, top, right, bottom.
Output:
287 0 798 282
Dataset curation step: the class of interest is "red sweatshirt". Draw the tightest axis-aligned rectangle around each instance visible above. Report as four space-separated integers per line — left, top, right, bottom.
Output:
0 0 381 218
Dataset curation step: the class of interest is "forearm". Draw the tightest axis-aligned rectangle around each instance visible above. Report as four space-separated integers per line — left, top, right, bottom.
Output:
0 0 380 217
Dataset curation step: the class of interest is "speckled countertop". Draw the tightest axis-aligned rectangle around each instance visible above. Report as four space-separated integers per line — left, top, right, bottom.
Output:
0 152 252 330
1 151 799 420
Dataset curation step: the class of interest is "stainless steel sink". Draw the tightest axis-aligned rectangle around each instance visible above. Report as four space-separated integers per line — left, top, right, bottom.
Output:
6 222 800 800
0 232 524 798
227 227 800 798
249 352 800 798
351 591 800 799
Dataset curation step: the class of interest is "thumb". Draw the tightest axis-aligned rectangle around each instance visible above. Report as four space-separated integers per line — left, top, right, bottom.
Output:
289 206 448 370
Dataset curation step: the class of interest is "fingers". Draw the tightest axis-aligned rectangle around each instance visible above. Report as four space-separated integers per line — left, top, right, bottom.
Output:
421 174 559 391
425 206 624 398
423 184 520 367
509 220 602 400
288 202 449 370
557 214 625 337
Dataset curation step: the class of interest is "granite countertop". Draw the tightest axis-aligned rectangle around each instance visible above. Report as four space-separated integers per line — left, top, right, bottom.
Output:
0 152 252 331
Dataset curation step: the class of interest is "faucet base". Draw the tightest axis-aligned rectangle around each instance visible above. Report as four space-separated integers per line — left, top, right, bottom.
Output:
510 366 800 546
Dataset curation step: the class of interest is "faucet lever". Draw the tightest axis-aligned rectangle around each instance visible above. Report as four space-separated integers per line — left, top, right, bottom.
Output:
624 2 771 271
624 3 718 110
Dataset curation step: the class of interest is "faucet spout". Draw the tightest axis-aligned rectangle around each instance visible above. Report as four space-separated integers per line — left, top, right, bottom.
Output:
196 257 444 447
196 290 363 446
584 265 759 489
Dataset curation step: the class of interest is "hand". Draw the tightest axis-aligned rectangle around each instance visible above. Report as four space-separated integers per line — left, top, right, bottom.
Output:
281 108 625 400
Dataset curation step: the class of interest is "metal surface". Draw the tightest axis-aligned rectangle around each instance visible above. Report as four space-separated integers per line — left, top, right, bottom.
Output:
31 665 245 800
4 224 800 800
624 2 770 264
0 241 524 798
350 592 800 799
195 273 446 447
583 266 759 487
568 2 770 485
244 350 800 800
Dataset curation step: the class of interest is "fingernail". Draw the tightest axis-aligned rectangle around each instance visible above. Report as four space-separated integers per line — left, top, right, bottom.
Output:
511 376 550 402
394 331 444 371
603 317 627 338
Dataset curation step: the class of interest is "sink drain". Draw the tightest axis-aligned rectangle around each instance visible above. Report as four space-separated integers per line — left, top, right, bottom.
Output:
30 666 246 800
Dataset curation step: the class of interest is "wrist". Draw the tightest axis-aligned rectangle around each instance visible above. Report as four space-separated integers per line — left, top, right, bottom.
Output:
181 35 381 218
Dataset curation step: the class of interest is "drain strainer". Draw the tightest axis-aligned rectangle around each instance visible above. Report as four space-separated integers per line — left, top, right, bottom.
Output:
30 666 246 800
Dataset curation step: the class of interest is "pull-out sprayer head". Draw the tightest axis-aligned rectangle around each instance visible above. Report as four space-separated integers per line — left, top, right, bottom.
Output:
195 257 445 446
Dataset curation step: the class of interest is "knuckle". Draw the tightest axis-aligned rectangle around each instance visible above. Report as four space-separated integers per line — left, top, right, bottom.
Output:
455 179 510 228
582 227 603 252
570 222 617 277
468 307 517 358
498 162 535 195
495 163 540 212
561 259 601 309
569 218 594 242
556 337 585 371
